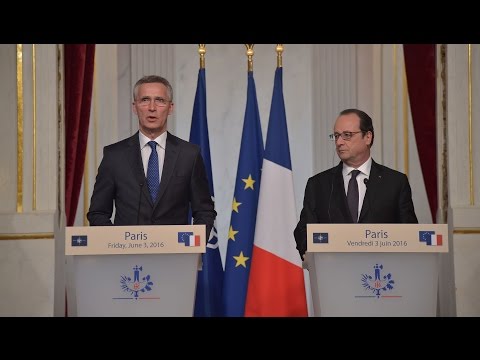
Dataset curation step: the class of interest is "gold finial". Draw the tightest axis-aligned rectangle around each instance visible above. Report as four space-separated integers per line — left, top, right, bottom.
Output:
198 44 206 69
245 44 254 72
276 44 284 68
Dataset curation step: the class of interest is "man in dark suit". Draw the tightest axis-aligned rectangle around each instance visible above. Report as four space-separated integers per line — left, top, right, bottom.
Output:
87 75 216 238
294 108 418 260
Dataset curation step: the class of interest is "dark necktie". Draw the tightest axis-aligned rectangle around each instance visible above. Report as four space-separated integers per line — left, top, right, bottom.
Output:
347 170 360 223
147 141 159 202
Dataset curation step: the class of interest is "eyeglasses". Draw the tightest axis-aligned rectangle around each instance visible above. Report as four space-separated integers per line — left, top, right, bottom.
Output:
137 97 171 107
329 131 364 141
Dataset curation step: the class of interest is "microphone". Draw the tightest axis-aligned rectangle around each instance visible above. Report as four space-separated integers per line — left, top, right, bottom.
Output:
137 183 144 225
364 178 369 186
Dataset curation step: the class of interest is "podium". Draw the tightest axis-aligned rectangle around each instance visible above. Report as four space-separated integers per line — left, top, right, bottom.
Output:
306 224 448 317
65 225 206 317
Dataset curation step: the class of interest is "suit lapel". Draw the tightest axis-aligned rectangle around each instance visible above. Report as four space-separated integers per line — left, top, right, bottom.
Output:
154 132 179 207
126 132 154 207
359 160 383 222
332 163 352 222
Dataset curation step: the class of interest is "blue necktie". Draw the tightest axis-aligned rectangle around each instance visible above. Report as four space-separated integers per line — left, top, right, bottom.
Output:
147 141 159 202
347 170 360 223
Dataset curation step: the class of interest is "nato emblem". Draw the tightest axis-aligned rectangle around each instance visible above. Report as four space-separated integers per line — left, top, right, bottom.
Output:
361 264 395 298
120 265 153 299
71 235 87 246
313 233 328 243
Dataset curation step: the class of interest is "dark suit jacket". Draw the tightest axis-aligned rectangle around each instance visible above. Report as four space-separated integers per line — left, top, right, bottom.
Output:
293 160 418 258
87 131 216 237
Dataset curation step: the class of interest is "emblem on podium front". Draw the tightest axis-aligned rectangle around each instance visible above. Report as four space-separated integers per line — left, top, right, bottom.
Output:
120 265 154 299
361 264 395 298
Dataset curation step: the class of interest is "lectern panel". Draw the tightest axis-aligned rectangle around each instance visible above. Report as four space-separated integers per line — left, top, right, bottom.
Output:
68 254 199 317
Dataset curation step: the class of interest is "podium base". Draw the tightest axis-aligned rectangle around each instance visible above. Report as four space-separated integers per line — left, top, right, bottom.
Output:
308 252 438 317
67 253 199 317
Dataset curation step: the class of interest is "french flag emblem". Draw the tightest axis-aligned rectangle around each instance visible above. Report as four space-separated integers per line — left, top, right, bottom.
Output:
419 231 443 246
178 232 200 247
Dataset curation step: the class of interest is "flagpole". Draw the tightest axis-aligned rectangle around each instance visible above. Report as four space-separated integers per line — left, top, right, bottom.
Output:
276 44 283 68
245 44 254 71
198 44 206 69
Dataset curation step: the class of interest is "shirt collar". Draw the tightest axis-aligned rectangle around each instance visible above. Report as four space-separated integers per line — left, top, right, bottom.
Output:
342 156 372 177
139 131 167 150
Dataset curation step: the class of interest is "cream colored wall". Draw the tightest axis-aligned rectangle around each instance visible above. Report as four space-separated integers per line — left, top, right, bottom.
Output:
0 44 59 316
446 44 480 316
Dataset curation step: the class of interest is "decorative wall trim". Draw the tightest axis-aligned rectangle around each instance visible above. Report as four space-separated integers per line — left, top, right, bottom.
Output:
393 44 398 170
32 44 37 211
467 44 474 205
16 44 23 213
453 228 480 234
0 233 54 240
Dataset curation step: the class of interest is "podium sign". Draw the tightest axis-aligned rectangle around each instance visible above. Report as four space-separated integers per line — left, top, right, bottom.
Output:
65 225 206 317
306 224 448 317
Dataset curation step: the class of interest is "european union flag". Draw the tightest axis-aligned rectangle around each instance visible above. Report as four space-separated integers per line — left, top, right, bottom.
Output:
178 232 194 244
71 235 87 246
313 233 329 244
223 70 264 316
189 66 224 317
419 231 435 245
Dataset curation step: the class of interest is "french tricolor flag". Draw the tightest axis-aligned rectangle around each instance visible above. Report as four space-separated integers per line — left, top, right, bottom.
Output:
185 234 201 247
244 67 308 317
419 231 443 246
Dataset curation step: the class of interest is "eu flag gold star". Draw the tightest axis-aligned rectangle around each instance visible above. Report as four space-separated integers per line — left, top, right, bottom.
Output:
233 251 250 268
242 174 255 190
228 225 239 241
232 197 242 213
